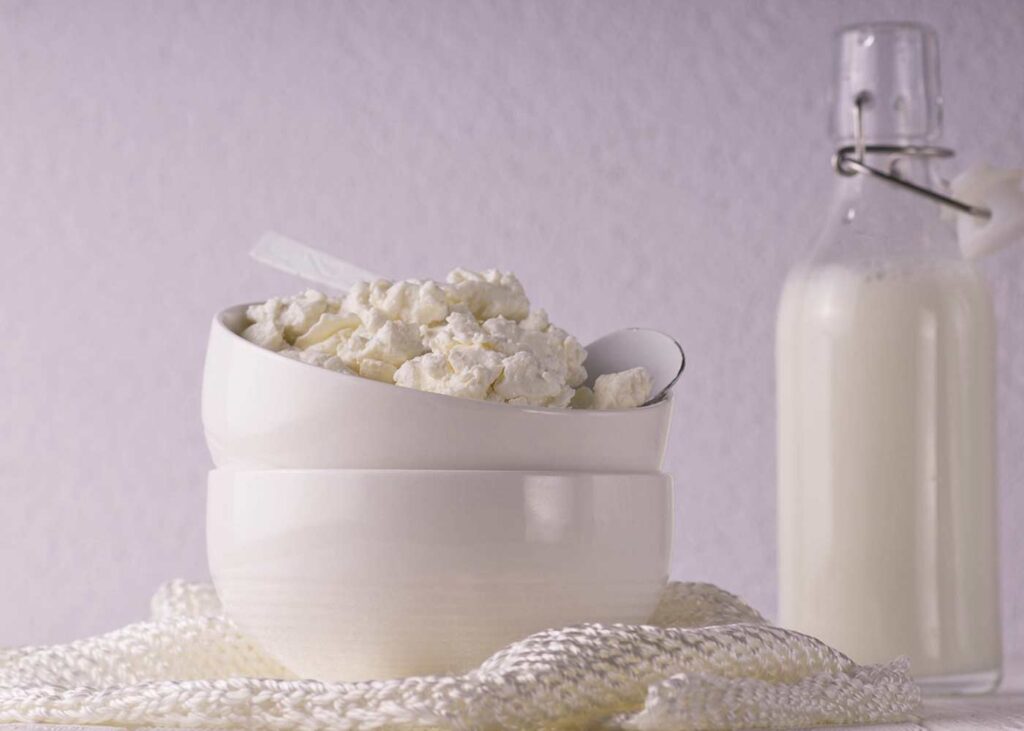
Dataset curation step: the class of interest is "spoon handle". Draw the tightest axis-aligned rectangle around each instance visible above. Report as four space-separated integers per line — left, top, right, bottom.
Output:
251 231 382 292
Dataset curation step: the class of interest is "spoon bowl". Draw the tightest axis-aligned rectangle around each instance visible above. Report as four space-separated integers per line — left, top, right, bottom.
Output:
584 328 685 406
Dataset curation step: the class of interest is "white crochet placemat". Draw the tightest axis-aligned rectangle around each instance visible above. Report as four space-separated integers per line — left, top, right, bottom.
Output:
0 580 920 730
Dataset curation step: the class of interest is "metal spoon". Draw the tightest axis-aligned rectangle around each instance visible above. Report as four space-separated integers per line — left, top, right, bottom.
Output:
583 328 685 406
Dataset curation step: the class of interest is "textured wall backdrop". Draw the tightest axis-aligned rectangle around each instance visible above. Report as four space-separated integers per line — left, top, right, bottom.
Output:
1 0 1022 654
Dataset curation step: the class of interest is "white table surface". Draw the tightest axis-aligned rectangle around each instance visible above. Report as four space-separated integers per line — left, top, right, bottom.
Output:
5 660 1023 731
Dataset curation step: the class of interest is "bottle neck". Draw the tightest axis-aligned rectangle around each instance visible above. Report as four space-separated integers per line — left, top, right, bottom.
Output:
815 146 958 265
815 23 956 267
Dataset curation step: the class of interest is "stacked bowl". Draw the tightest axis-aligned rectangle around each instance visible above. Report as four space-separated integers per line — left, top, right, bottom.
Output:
203 304 674 681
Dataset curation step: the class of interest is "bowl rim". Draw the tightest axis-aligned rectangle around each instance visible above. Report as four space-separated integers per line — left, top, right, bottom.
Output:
212 304 674 417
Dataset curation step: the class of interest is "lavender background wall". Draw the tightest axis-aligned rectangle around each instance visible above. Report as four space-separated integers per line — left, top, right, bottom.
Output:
2 0 1022 653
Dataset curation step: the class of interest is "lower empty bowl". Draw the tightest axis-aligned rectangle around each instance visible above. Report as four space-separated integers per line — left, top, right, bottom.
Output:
207 468 672 681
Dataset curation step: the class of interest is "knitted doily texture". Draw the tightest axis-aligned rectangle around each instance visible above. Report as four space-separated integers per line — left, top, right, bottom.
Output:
0 580 919 730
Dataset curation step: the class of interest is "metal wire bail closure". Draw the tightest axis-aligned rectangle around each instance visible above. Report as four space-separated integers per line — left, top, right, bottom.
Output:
832 94 991 220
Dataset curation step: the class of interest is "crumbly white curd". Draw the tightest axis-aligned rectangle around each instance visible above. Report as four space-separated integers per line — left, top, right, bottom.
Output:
242 269 651 409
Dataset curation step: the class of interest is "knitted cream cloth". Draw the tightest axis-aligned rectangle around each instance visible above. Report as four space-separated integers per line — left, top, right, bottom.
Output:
0 580 919 730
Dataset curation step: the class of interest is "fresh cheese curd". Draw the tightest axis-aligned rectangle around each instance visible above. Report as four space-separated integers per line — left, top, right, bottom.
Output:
241 269 651 409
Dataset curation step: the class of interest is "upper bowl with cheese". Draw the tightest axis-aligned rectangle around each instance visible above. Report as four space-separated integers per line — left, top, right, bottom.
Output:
239 269 653 410
202 269 673 471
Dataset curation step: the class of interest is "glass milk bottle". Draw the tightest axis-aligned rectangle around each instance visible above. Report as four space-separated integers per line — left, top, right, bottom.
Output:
776 22 1001 693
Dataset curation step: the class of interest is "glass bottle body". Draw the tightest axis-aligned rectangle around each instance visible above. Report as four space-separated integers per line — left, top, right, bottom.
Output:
776 157 1002 692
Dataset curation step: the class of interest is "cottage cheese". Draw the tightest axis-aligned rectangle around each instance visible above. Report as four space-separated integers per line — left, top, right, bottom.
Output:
593 367 653 410
241 269 651 409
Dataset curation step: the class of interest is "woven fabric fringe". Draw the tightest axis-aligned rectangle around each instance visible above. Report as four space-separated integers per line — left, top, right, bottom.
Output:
0 581 920 730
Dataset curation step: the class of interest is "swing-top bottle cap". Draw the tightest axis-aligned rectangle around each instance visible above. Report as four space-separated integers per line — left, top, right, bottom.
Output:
832 22 943 145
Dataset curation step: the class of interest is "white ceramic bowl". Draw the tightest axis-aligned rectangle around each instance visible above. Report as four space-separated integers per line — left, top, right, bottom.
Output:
207 468 672 681
202 305 673 471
